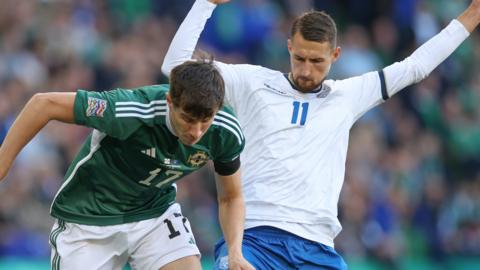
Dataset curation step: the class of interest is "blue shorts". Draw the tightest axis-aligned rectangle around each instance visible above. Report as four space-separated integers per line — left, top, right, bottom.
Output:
214 226 347 270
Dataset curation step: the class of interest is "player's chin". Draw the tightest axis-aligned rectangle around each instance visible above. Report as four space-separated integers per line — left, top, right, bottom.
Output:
298 83 317 93
180 137 199 146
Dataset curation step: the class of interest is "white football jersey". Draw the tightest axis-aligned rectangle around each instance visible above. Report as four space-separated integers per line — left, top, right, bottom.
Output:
216 62 385 246
162 0 470 247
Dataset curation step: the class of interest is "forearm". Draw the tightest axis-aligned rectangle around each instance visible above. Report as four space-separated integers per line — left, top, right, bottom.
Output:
161 0 217 76
0 93 75 180
218 194 246 256
457 1 480 33
384 19 470 96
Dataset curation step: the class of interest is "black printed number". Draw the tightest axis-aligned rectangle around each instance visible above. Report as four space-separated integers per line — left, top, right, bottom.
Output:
164 213 189 239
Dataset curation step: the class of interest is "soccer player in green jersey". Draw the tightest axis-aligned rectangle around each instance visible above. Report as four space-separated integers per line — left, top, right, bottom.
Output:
0 60 255 270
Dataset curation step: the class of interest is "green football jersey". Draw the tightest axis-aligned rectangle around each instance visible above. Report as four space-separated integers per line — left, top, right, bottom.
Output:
50 85 245 226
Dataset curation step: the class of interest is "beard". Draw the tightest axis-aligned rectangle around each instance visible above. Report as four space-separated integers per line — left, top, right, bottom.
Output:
290 64 331 93
292 75 323 93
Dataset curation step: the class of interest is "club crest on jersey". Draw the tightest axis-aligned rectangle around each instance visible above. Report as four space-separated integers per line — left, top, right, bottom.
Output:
86 97 107 117
316 85 332 98
187 151 208 167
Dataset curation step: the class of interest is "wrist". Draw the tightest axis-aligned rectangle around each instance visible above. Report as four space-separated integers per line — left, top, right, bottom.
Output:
228 246 243 257
205 0 218 7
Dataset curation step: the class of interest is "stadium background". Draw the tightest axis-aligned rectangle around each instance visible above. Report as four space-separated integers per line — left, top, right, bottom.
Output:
0 0 479 269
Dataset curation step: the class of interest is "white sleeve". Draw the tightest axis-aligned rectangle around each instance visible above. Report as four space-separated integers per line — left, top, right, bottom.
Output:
161 0 259 112
215 62 262 113
334 71 385 121
161 0 217 76
384 19 470 96
340 19 470 121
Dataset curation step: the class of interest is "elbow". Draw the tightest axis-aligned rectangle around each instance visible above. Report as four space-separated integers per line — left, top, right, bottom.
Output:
161 55 181 77
32 93 59 115
30 92 74 122
162 58 193 77
25 93 55 122
30 93 53 109
161 63 172 77
411 66 429 84
217 191 243 206
409 54 431 82
217 194 229 205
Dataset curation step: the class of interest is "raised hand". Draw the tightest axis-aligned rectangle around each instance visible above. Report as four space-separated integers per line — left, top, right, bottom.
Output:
208 0 231 4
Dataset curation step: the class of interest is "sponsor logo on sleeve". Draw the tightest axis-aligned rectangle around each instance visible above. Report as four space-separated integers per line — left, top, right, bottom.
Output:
86 97 107 117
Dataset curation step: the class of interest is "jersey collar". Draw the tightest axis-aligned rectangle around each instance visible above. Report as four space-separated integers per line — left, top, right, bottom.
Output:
165 105 178 136
284 73 324 93
283 73 329 99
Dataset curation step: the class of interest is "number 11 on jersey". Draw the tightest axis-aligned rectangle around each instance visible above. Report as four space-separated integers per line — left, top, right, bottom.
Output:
291 101 309 126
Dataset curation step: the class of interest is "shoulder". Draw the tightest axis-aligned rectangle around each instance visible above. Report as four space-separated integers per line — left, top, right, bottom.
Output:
112 85 169 120
112 84 169 103
130 84 169 100
211 106 244 146
216 62 280 78
327 71 380 91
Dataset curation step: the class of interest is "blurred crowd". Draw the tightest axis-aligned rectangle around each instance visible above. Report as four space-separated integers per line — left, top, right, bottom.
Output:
0 0 479 268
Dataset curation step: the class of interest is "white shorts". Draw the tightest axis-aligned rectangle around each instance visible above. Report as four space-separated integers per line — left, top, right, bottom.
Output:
49 203 200 270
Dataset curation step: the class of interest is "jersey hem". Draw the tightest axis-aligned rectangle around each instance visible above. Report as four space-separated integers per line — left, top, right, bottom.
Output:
50 202 174 226
244 219 336 248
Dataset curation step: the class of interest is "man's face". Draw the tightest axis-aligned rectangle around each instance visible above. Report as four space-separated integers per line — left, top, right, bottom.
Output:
288 33 340 92
167 95 216 146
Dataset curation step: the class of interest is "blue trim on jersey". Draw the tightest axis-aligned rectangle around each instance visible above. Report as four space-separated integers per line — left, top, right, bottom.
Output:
214 226 347 270
378 70 389 101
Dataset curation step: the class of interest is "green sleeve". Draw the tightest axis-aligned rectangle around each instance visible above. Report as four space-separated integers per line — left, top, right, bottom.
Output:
74 89 150 140
212 108 245 163
214 133 245 163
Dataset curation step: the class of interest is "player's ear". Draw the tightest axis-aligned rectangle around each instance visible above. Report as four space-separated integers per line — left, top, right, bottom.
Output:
166 93 173 109
287 38 293 54
331 46 341 63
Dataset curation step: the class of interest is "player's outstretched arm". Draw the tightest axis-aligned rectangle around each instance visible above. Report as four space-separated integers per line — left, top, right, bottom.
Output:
162 0 223 76
378 6 473 99
215 169 255 270
0 92 76 181
457 0 480 33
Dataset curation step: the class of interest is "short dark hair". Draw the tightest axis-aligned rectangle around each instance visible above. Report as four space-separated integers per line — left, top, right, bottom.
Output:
169 59 224 120
291 11 337 49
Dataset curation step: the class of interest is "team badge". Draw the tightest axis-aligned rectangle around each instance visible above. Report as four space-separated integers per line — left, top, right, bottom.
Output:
187 151 209 167
316 85 332 98
86 97 107 117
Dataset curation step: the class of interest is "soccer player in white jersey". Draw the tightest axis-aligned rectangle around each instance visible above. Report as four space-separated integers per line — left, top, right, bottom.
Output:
162 0 480 269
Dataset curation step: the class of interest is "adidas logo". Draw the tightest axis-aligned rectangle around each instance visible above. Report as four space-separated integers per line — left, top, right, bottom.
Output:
141 147 156 158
